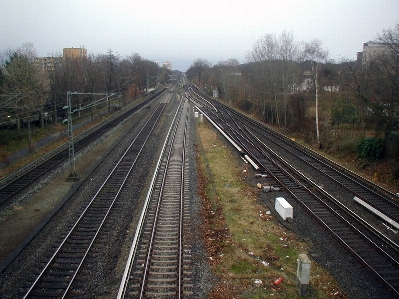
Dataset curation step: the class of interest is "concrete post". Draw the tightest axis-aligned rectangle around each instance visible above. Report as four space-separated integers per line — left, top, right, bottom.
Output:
297 254 311 296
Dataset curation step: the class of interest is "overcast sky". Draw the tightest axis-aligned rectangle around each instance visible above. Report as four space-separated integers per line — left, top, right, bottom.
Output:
1 0 398 71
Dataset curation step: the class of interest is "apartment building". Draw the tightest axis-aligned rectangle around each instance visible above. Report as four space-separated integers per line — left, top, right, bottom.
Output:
34 56 62 71
63 47 87 59
358 41 393 65
162 61 172 70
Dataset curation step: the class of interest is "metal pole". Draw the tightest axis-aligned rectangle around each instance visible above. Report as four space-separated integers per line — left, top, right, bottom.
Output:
146 74 149 95
64 91 116 181
67 91 78 181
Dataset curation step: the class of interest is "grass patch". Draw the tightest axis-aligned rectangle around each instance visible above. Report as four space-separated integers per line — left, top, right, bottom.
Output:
196 121 345 298
231 260 258 274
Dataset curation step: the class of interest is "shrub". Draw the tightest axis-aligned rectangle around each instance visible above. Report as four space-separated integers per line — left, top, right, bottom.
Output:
392 166 399 180
0 130 23 145
237 100 253 112
357 137 384 161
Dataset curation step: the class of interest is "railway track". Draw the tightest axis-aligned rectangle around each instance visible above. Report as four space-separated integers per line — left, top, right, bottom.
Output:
224 102 399 226
118 96 193 298
0 89 165 206
21 94 170 298
188 84 399 296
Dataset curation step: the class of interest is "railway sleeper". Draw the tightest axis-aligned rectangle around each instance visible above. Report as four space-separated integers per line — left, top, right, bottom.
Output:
133 258 147 264
331 229 354 236
35 270 73 276
146 285 176 290
153 229 178 238
29 290 65 297
154 234 179 239
151 252 178 259
50 264 79 270
157 217 180 222
154 238 177 248
35 282 69 289
148 270 178 276
368 261 397 269
339 238 364 245
150 258 178 269
148 271 177 277
183 276 192 282
322 222 347 229
138 249 151 255
355 248 381 255
156 225 180 230
40 277 71 283
312 208 330 214
150 262 178 267
53 258 84 263
145 290 177 296
159 212 181 216
183 283 194 288
152 247 179 252
376 269 399 277
155 223 179 228
151 248 178 252
148 277 177 282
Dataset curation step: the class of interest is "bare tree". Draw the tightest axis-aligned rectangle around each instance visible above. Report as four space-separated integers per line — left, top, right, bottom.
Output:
2 44 49 150
213 58 242 104
187 59 211 87
247 31 303 127
247 34 279 124
278 31 302 126
370 23 399 160
374 23 399 133
303 39 328 147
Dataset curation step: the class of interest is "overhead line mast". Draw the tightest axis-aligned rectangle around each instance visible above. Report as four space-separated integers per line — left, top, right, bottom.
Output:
64 91 116 181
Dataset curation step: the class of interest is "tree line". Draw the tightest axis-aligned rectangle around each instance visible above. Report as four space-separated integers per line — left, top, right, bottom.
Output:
187 24 399 175
0 44 171 151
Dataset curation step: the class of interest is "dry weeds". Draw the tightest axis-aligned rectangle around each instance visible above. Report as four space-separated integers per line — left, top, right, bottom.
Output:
196 122 346 298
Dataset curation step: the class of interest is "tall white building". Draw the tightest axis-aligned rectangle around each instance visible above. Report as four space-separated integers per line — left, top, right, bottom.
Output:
162 61 172 70
360 41 392 65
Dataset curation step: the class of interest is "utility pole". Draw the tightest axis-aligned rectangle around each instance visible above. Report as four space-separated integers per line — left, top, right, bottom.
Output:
119 76 133 106
146 74 159 95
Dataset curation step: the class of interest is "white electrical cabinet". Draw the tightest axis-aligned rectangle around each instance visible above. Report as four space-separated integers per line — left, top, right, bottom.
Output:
275 197 293 220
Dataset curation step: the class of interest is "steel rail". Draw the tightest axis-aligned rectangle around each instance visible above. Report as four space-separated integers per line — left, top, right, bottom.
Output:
0 89 166 204
138 97 187 298
22 97 168 298
216 94 399 202
117 92 185 298
190 85 399 226
188 85 399 296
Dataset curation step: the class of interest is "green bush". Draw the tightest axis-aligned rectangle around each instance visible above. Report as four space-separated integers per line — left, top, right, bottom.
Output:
357 137 384 161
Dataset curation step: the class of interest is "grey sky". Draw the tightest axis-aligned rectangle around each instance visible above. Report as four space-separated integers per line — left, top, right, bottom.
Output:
1 0 398 71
